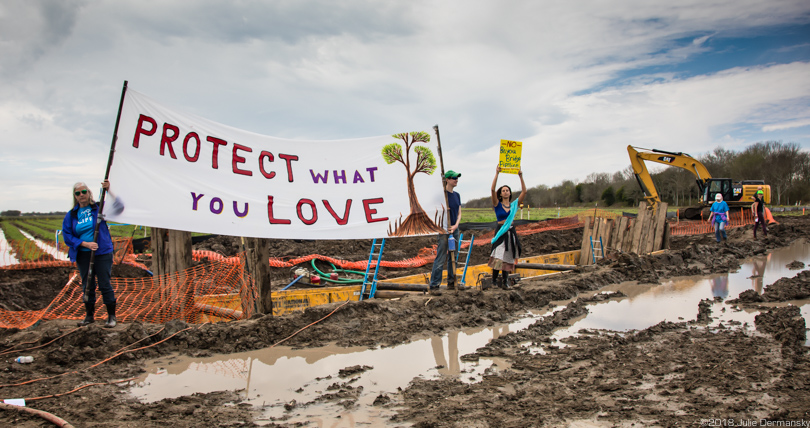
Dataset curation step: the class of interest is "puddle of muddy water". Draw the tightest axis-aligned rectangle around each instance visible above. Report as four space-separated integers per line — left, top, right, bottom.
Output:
130 315 542 426
129 240 810 426
540 239 810 351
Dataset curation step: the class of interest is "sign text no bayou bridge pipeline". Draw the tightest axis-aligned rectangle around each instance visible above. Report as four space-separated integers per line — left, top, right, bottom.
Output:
499 139 522 174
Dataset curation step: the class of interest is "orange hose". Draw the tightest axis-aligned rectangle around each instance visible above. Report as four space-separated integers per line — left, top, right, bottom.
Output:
0 402 75 427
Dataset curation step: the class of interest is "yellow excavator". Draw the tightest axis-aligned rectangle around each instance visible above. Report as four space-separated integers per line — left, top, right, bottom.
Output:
628 145 771 219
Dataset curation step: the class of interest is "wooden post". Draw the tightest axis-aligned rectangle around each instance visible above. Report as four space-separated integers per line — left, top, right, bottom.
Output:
151 227 192 321
598 218 613 254
243 237 271 316
652 202 669 252
579 217 593 265
630 202 648 254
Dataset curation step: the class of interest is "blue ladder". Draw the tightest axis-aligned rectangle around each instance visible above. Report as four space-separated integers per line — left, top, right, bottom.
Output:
455 233 475 287
590 236 605 264
360 238 385 300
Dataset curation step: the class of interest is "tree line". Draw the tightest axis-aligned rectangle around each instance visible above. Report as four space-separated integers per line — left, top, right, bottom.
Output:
466 141 810 208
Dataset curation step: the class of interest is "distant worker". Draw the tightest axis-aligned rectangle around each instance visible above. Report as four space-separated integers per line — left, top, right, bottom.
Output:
488 165 526 289
62 180 118 328
429 170 465 293
709 193 729 242
751 187 768 239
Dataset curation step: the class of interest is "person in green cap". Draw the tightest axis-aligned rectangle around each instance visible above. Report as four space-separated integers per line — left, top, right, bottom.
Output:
751 187 768 239
429 170 465 293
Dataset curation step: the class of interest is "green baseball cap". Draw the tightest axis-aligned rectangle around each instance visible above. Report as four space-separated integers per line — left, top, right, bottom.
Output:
756 190 764 195
444 170 461 179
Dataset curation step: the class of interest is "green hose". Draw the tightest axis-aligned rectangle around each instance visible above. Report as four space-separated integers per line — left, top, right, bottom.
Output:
310 259 364 284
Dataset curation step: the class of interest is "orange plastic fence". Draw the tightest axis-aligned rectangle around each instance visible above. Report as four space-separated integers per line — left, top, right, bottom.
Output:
670 207 756 236
0 250 253 330
10 210 759 329
472 216 583 244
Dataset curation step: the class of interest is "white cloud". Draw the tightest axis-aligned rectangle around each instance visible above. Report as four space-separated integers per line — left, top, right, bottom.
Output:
762 118 810 131
1 0 809 211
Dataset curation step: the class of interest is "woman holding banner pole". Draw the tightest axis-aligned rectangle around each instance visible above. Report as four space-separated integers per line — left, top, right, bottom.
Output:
62 180 117 328
488 165 526 289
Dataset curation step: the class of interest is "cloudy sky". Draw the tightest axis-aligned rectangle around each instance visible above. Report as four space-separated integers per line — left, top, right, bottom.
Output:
2 0 809 213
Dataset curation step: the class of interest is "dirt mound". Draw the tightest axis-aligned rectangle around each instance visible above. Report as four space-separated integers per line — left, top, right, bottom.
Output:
0 266 74 311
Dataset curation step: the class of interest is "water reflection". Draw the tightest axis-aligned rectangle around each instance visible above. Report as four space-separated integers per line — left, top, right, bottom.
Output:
748 255 767 293
430 331 459 375
547 239 810 345
131 240 810 426
710 275 729 299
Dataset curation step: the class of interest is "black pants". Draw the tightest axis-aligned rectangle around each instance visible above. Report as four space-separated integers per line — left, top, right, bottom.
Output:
76 252 116 305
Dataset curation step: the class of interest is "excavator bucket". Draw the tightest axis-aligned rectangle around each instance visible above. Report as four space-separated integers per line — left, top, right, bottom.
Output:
764 207 778 225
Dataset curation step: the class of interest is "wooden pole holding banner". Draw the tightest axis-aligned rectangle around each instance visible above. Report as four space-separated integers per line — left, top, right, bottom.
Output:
432 125 456 285
83 80 128 303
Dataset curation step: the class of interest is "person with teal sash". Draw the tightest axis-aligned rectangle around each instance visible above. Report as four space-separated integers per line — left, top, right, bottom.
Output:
709 193 730 242
488 165 526 289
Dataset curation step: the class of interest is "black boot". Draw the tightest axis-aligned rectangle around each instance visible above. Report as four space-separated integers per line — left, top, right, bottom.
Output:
77 302 95 327
104 302 117 328
498 276 511 290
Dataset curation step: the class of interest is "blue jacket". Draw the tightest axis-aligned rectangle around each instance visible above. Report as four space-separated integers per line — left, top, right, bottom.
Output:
62 202 114 262
710 200 730 223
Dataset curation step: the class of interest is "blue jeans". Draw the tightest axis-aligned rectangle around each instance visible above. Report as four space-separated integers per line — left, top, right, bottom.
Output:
714 221 727 242
429 229 460 288
77 251 116 305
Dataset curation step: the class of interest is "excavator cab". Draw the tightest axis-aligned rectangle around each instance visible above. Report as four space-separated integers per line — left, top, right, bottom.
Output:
704 178 769 204
703 178 734 204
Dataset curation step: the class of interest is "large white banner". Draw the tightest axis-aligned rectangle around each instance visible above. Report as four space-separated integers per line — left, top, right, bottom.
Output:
104 89 448 240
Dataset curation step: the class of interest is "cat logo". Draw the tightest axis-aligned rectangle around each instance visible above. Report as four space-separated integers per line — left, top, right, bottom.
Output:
657 156 676 163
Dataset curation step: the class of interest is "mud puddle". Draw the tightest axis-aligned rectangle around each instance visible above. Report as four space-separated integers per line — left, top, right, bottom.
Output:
540 239 810 353
130 314 544 425
129 241 810 426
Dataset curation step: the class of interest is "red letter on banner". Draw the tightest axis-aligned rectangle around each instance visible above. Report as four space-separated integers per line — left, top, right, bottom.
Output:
267 196 291 225
362 198 388 223
183 132 201 162
160 123 179 159
133 114 157 148
323 200 351 225
233 143 253 176
296 199 318 225
258 151 276 179
207 136 227 169
278 154 299 182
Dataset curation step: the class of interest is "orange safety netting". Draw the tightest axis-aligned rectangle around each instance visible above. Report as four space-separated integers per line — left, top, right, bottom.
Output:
471 216 583 245
0 215 588 329
0 249 253 330
669 207 759 236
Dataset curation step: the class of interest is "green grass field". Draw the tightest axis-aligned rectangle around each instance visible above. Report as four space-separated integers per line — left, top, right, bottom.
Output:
460 206 641 223
1 204 806 241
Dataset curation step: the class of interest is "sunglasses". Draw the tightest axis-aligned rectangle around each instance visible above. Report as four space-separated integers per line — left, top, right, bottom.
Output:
74 189 88 196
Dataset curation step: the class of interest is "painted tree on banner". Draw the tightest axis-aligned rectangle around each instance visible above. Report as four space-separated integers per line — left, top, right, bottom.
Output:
382 131 445 236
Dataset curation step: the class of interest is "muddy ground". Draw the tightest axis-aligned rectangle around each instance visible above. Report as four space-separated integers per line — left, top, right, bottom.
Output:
0 216 809 427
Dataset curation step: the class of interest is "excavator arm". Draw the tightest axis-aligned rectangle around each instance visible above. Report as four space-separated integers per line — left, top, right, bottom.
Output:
627 145 714 210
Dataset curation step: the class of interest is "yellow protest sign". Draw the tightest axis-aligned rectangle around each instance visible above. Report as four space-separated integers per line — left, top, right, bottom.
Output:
499 139 522 174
